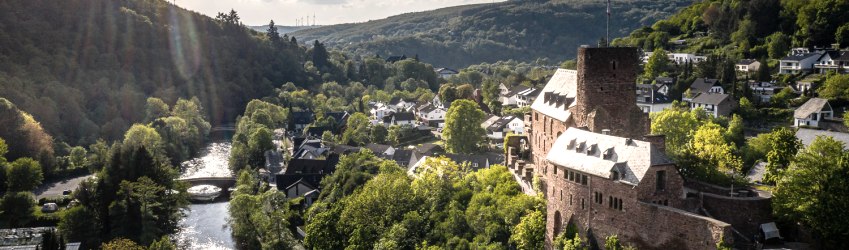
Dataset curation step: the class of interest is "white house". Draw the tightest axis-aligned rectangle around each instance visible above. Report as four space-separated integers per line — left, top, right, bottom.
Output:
418 106 447 128
779 52 822 74
690 93 736 118
736 59 761 72
500 86 532 107
383 112 417 126
370 103 393 122
794 98 833 128
670 53 707 65
485 116 524 142
515 88 540 107
498 83 510 97
636 84 673 113
813 51 849 74
434 68 459 78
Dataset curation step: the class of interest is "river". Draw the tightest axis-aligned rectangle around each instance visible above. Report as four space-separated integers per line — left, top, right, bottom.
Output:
175 130 236 250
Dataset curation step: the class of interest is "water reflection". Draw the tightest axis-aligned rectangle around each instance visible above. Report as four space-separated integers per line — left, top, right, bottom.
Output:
180 141 233 179
176 129 236 250
176 202 234 250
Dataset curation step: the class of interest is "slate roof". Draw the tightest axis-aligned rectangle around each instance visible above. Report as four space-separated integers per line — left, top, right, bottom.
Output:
482 115 501 128
383 112 416 123
392 149 413 164
365 143 393 155
737 59 757 65
305 126 332 138
546 127 673 185
487 116 519 132
277 155 340 191
796 128 849 148
291 111 315 125
689 78 720 95
794 98 831 119
781 52 821 61
655 77 674 85
443 153 491 169
531 69 578 122
506 85 531 97
518 87 541 97
435 68 459 74
329 144 361 155
692 93 731 105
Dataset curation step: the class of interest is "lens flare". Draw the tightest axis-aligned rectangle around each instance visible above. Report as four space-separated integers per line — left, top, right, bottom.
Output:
168 8 202 80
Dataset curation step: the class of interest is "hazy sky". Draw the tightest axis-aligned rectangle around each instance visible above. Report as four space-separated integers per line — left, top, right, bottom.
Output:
175 0 505 26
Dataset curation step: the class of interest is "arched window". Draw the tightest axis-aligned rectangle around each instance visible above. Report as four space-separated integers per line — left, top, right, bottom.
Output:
554 211 563 235
611 60 618 70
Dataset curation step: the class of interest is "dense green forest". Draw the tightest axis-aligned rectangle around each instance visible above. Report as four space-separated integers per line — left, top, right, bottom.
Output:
0 0 307 145
289 0 694 69
613 0 849 58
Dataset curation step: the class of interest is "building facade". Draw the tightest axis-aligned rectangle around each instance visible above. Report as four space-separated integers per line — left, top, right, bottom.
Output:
515 47 732 249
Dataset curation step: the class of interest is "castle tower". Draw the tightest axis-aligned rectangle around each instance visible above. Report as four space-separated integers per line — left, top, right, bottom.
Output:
572 47 648 139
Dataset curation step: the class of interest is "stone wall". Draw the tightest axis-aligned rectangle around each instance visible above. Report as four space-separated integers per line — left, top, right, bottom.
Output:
543 164 733 250
701 193 773 240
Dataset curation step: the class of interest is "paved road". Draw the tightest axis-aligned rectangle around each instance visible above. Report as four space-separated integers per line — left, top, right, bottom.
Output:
34 174 93 199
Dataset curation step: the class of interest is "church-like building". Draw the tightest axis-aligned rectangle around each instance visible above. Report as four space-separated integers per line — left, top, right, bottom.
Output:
507 47 735 249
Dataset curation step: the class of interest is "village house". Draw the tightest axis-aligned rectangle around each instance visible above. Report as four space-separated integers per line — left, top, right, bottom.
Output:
515 87 540 107
735 59 761 73
813 50 849 74
748 81 783 103
434 67 459 78
641 52 706 65
779 51 822 74
382 112 417 126
690 93 736 118
500 85 532 107
276 154 340 207
504 47 750 249
416 105 447 128
485 115 525 143
498 83 510 96
653 77 673 95
794 98 834 128
636 83 673 113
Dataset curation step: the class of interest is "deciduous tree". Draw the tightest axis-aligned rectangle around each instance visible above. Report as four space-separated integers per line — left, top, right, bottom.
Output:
443 99 485 154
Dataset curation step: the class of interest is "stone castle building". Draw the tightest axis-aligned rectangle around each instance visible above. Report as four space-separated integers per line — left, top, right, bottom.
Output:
507 47 741 249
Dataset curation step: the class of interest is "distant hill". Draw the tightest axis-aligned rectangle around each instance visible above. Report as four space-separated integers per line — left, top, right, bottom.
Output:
249 25 321 35
0 0 308 144
290 0 694 68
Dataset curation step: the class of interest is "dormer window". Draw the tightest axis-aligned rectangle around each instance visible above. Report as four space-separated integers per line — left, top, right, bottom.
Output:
567 139 576 149
576 142 586 152
603 148 614 160
586 144 597 155
611 170 620 181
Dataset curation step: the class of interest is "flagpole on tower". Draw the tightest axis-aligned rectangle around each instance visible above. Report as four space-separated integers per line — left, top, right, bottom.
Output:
606 0 611 47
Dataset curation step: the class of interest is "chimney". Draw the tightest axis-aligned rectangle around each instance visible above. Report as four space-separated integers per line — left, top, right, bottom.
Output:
601 129 611 135
643 134 666 153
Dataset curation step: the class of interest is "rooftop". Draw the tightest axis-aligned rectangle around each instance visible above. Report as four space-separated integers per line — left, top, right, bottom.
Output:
794 98 831 119
692 93 732 105
546 127 672 185
530 69 578 122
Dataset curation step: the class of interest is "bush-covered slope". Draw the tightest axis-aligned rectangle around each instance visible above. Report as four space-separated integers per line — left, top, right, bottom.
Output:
0 0 308 144
290 0 693 68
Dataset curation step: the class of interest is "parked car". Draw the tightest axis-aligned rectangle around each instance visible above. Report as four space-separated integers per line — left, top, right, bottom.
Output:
41 203 59 213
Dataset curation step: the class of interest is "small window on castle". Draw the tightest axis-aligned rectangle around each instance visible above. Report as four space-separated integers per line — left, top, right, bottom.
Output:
656 170 667 191
560 189 563 201
569 194 573 205
568 171 574 181
581 175 588 185
581 198 585 210
618 198 623 211
554 166 558 176
611 171 619 181
663 200 668 206
609 196 613 208
611 60 618 70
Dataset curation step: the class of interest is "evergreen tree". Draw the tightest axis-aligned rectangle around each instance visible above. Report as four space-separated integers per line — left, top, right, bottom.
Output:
312 40 329 69
267 20 280 43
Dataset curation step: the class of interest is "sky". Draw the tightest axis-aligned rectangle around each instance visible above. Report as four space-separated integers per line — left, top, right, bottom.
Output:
175 0 505 26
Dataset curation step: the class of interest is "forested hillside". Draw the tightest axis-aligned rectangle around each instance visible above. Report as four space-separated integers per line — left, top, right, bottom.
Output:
613 0 849 59
289 0 693 68
0 0 308 145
